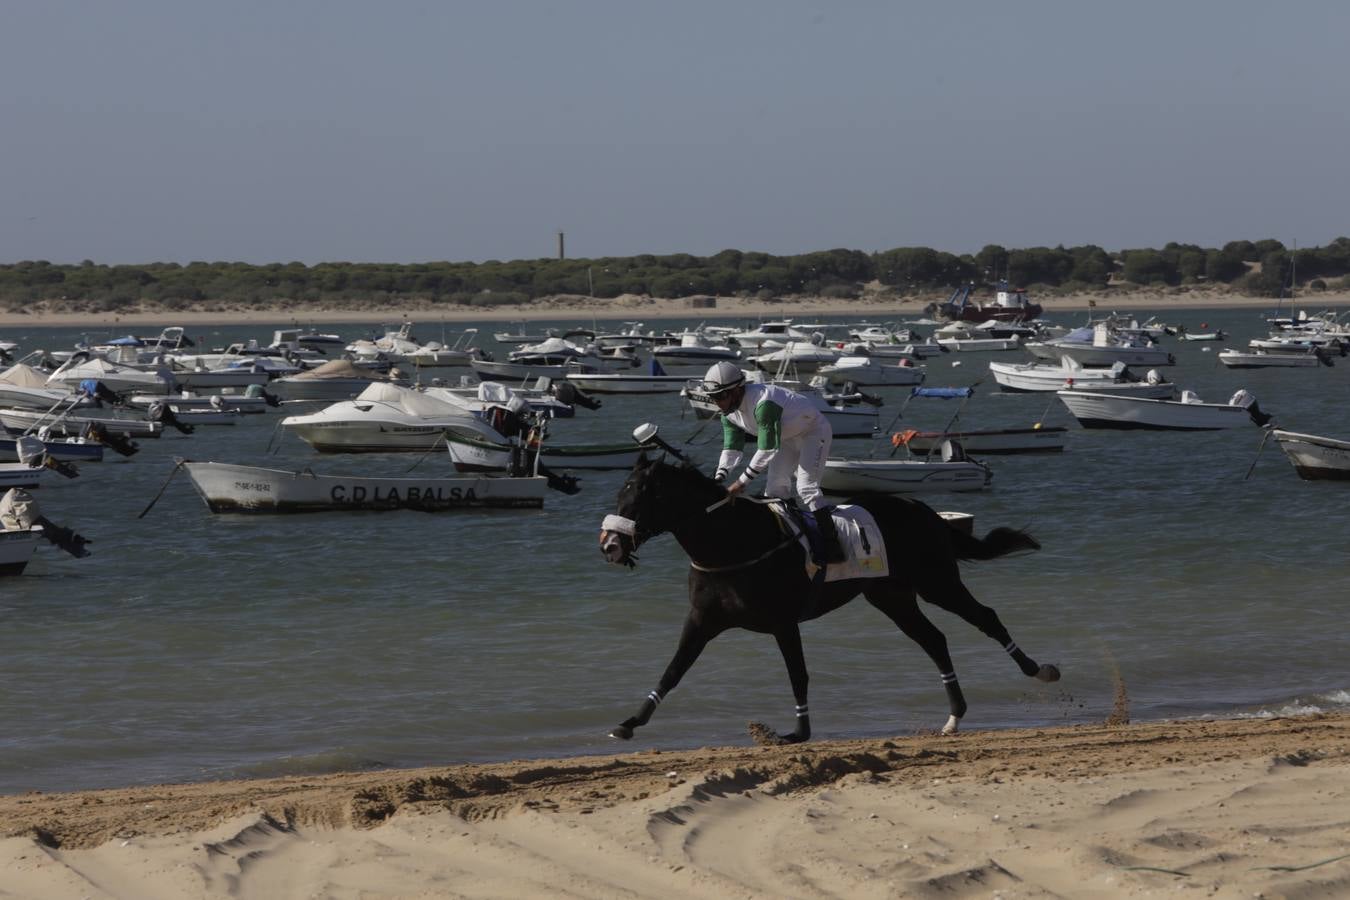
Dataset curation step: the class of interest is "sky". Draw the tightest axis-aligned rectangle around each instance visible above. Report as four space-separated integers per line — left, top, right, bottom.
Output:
3 1 1348 266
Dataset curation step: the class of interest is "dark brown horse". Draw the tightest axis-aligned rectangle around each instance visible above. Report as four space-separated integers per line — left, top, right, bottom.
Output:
598 453 1059 743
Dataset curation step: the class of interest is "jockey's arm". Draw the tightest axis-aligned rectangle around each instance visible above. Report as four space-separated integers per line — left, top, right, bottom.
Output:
732 400 783 487
715 416 747 482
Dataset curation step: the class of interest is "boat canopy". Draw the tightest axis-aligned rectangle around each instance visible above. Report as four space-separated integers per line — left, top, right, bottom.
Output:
355 381 470 416
0 364 50 387
910 386 974 400
289 359 384 380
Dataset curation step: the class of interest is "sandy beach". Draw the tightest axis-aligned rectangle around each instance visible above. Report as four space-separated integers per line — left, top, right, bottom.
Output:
1 714 1347 898
2 288 1347 329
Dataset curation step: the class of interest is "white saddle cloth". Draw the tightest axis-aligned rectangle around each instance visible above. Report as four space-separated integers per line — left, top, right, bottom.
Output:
770 502 890 583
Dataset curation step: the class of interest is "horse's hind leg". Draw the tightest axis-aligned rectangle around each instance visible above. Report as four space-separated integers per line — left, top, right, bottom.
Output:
611 613 722 740
864 585 967 735
768 624 811 743
915 574 1060 683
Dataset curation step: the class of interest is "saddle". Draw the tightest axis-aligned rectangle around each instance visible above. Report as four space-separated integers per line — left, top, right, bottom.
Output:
768 502 890 583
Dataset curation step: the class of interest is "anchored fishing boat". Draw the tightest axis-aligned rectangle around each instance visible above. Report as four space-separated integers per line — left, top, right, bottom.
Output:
181 461 548 513
1271 430 1350 480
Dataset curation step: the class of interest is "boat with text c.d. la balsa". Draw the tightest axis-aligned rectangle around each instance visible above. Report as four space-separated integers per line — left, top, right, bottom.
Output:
182 461 547 513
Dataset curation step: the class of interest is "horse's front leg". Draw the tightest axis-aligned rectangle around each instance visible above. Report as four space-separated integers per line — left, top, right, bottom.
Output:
611 613 721 740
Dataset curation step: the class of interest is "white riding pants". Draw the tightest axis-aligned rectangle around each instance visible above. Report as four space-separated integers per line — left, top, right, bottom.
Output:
765 415 832 511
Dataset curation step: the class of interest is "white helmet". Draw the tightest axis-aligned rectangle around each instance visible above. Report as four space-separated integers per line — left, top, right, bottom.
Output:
702 361 745 396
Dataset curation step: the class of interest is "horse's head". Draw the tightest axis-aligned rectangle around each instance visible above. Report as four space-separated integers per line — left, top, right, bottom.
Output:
599 452 719 567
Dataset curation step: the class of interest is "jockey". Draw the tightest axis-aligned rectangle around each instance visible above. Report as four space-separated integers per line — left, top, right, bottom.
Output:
702 360 845 564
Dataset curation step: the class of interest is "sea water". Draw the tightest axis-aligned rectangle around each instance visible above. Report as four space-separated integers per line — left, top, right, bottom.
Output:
2 308 1348 795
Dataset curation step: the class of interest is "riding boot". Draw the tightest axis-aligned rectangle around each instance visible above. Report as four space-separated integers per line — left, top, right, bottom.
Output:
813 507 847 564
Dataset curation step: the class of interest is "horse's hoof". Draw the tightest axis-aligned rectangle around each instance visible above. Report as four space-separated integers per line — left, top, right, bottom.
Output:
1035 664 1061 683
941 714 961 735
610 725 634 740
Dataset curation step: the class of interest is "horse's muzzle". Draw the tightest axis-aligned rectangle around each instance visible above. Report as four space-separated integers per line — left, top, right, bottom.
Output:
599 530 633 566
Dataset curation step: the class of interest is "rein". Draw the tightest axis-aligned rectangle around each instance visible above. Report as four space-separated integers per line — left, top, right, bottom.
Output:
687 532 798 573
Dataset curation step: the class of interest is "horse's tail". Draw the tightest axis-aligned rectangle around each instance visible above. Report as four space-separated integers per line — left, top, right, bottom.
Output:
949 524 1040 561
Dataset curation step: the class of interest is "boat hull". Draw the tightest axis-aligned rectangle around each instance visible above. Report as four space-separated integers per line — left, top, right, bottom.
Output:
0 527 41 575
561 373 690 394
1272 430 1350 480
445 433 642 472
0 437 104 463
0 409 162 438
901 427 1068 455
1218 351 1323 368
821 458 992 494
1057 391 1261 430
183 462 546 513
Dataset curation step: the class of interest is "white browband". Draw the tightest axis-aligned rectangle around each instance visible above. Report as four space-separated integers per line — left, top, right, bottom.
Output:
601 514 636 536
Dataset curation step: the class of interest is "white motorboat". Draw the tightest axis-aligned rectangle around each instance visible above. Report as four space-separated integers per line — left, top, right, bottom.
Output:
651 333 742 373
1271 430 1350 481
0 364 98 410
0 463 45 490
46 356 176 395
471 337 638 381
563 359 690 394
894 426 1068 455
816 355 926 387
182 461 547 513
1217 348 1332 368
725 320 810 351
1057 388 1272 430
750 337 842 374
347 323 490 370
932 321 1023 352
444 431 643 472
494 323 559 344
0 406 163 438
988 356 1175 397
269 359 409 402
821 456 993 494
1026 323 1175 368
126 392 270 414
837 340 946 362
0 435 104 463
281 382 508 452
167 358 274 390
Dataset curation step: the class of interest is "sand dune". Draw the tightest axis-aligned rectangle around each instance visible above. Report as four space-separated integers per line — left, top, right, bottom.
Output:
2 714 1348 898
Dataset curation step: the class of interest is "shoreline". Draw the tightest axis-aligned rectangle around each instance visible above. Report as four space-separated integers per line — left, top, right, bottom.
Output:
2 713 1347 897
1 289 1345 329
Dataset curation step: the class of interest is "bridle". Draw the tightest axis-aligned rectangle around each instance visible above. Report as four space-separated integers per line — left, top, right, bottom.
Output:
602 461 797 573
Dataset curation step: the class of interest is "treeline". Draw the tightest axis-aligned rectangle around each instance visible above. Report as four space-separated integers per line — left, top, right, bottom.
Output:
3 238 1349 312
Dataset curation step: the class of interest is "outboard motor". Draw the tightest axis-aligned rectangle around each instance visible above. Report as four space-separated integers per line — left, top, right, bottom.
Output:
0 488 90 557
551 381 601 411
146 400 195 435
1314 347 1336 367
83 422 140 457
486 396 530 439
15 435 79 479
1229 389 1272 427
79 379 123 408
245 383 283 407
